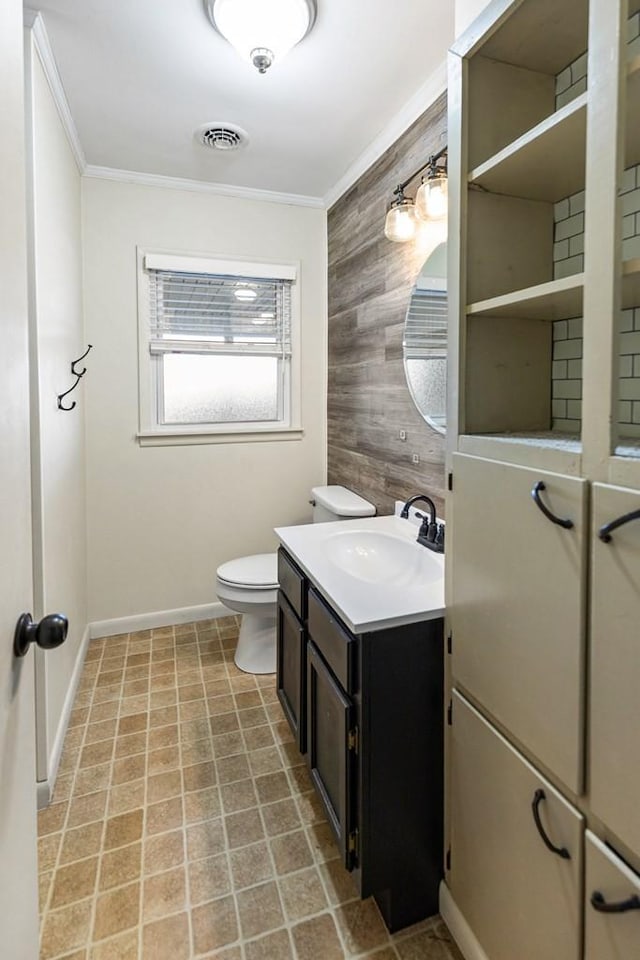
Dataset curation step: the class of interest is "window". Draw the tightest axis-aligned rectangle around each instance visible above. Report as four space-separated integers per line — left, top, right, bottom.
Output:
138 252 301 444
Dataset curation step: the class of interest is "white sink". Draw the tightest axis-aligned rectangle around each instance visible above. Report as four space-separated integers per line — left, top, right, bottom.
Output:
275 513 444 633
324 528 442 585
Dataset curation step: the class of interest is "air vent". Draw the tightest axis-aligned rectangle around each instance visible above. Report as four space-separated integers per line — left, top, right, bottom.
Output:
197 123 248 151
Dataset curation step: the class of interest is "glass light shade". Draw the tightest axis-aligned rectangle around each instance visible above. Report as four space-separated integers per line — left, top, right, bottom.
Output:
416 173 448 222
416 217 448 260
384 199 417 243
211 0 314 66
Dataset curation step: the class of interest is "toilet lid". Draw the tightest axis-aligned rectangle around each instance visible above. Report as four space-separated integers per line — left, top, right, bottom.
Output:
217 553 279 588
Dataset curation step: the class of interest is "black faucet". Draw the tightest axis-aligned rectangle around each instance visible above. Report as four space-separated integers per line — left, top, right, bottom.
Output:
400 494 445 554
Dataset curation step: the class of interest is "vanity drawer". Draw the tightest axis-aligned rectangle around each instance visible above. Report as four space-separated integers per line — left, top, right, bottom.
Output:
307 587 356 694
278 548 306 621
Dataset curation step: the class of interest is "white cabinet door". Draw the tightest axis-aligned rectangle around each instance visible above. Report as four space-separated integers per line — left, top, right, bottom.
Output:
450 691 583 960
590 483 640 859
585 832 640 960
450 453 588 792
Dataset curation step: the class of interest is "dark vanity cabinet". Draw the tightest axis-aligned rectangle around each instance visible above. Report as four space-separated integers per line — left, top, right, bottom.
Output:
276 546 444 932
276 549 307 752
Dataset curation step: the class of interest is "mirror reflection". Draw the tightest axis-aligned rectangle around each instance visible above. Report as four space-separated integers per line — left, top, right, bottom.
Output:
403 242 447 435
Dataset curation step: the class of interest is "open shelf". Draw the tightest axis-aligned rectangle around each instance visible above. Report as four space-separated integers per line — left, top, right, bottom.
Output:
622 258 640 306
615 436 640 458
469 94 587 202
476 0 589 76
467 274 584 321
458 433 583 475
626 56 640 167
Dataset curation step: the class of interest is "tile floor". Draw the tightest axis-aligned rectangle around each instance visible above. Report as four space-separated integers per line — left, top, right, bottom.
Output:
37 617 463 960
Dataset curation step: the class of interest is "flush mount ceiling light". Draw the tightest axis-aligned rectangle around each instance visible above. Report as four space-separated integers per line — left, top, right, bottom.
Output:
205 0 317 74
384 146 448 243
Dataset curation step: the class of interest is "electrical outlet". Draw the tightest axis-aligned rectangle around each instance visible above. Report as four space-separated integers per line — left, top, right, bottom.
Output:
411 453 420 464
399 430 407 441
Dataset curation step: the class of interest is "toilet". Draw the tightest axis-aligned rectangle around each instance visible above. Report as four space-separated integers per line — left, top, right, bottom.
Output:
215 485 376 674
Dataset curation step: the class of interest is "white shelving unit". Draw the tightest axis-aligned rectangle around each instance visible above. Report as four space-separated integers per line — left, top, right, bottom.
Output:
468 93 587 203
467 274 584 321
445 1 640 958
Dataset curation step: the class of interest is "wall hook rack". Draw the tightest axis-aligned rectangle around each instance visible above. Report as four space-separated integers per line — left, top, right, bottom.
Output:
57 344 93 411
71 343 92 377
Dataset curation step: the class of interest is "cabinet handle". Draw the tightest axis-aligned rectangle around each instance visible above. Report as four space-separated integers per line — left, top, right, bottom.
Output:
531 789 571 860
531 482 574 529
590 891 640 913
598 508 640 543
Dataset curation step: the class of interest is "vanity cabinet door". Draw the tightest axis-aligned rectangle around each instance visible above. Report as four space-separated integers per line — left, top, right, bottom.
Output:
590 483 640 860
584 832 640 960
276 593 306 753
450 691 583 960
277 548 306 621
307 640 357 870
450 452 588 793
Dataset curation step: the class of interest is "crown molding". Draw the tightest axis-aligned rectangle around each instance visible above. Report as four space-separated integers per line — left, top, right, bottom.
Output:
24 10 86 174
323 59 448 210
83 165 326 208
22 9 445 213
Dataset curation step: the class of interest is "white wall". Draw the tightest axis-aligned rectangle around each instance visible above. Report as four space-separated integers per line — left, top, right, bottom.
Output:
25 36 88 788
82 179 327 622
455 0 492 37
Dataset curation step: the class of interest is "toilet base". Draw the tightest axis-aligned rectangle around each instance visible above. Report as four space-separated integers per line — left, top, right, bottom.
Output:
234 613 277 674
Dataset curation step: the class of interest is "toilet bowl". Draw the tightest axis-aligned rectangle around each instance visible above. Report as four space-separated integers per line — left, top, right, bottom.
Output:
216 554 279 674
216 485 376 675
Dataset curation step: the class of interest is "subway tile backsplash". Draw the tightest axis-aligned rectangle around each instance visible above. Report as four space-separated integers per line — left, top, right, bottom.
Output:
555 52 587 110
517 19 640 439
554 13 640 111
551 168 640 437
552 318 583 434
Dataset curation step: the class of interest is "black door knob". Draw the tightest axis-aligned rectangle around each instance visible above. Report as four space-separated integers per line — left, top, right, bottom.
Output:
14 612 69 658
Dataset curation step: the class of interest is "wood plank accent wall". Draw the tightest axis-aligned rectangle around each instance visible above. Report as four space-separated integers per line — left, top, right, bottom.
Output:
327 93 448 516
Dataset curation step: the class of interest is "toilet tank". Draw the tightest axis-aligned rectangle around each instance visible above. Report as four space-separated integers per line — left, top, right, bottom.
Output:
310 485 376 523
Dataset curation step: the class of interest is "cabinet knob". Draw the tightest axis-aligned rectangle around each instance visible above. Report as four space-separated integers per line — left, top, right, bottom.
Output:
13 612 69 658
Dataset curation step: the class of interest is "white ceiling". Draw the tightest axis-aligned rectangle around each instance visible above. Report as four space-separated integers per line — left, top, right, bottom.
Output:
31 0 454 202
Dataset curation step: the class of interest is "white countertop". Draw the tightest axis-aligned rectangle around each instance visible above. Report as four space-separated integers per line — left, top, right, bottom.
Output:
274 513 445 634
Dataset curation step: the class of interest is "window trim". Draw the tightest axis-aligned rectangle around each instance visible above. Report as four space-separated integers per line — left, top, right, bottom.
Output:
136 247 303 445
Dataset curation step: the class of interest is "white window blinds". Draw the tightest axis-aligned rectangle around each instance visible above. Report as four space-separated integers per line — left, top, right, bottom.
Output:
148 269 293 357
403 289 448 358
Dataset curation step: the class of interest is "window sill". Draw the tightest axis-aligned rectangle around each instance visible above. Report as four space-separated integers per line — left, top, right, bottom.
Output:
137 426 304 447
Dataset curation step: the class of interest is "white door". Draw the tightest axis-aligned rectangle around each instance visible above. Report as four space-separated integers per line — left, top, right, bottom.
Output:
450 691 583 960
584 832 640 960
590 482 640 859
450 452 588 793
0 1 40 957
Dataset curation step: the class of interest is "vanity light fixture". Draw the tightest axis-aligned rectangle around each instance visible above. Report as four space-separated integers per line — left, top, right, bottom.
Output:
205 0 317 74
384 188 418 243
415 162 448 222
384 146 448 243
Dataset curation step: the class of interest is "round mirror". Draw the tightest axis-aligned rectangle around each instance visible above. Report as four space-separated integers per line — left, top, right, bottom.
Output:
403 241 447 434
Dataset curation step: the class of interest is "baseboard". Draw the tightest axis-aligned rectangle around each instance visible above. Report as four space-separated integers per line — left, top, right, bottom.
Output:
36 622 91 810
439 881 490 960
89 601 233 640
